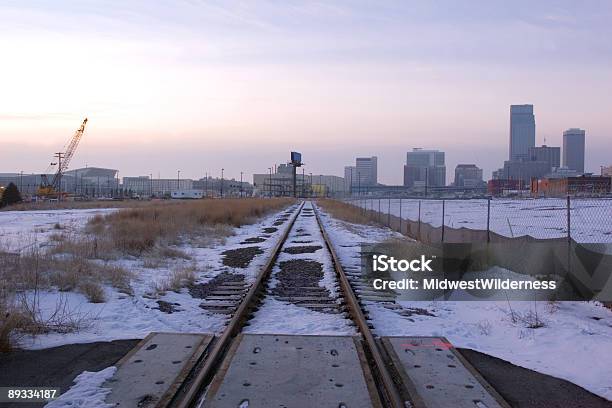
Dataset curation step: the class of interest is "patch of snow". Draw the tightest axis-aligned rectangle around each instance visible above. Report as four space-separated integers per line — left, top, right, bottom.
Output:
244 298 354 336
45 366 116 408
0 208 116 253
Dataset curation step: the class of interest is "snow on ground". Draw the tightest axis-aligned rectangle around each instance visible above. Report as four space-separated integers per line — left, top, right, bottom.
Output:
14 204 298 350
45 366 116 408
245 298 354 335
318 204 612 401
349 198 612 243
373 300 612 400
0 208 116 252
245 201 355 335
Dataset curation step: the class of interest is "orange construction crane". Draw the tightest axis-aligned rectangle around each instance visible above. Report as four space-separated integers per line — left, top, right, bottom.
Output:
38 118 88 198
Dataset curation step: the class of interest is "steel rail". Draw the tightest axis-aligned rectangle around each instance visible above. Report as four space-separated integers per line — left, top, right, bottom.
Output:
172 201 305 408
313 202 406 408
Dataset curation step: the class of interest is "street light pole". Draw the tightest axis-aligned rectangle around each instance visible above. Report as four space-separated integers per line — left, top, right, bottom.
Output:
268 167 272 198
309 173 312 197
221 168 224 197
177 170 181 194
240 172 243 198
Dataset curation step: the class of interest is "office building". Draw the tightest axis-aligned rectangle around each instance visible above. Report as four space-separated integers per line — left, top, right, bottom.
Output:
344 166 356 190
509 104 536 161
529 145 560 171
403 148 446 188
454 164 483 187
563 128 586 173
355 157 378 186
492 160 550 188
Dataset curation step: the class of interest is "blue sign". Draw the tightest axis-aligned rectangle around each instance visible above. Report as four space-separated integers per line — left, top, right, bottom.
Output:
291 151 302 166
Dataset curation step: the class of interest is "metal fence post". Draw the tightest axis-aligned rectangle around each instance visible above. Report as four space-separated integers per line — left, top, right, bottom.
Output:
487 197 491 243
441 199 445 243
399 198 403 234
567 195 572 280
418 200 422 241
567 195 571 242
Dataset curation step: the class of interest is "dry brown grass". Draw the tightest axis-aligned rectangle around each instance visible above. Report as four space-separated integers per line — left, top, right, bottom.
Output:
150 265 198 297
317 199 381 226
2 248 132 298
0 252 104 350
88 198 294 255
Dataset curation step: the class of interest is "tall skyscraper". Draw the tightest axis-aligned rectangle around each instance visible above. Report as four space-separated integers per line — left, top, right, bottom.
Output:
563 128 586 173
355 157 378 186
509 104 536 161
403 148 446 188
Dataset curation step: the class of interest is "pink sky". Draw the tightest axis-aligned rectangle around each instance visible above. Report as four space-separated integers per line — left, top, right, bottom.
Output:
1 1 611 183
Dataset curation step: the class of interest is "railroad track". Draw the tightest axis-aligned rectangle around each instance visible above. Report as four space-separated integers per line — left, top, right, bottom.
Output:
167 200 406 408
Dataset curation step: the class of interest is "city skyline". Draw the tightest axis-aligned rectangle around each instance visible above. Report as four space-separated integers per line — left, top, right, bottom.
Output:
1 1 611 183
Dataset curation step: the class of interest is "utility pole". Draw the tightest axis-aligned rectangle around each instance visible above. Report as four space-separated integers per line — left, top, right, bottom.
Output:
240 172 243 198
54 152 64 200
19 171 23 193
221 168 224 197
205 172 208 198
268 167 272 197
302 168 305 198
177 170 181 192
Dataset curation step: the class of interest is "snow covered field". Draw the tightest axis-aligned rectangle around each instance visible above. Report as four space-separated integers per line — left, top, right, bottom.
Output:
348 198 612 242
318 204 612 400
6 205 297 350
0 208 116 252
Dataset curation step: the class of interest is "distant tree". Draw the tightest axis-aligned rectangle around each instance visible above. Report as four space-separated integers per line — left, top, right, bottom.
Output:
0 183 23 207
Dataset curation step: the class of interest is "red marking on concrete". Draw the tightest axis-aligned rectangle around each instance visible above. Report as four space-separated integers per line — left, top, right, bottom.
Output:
401 338 453 350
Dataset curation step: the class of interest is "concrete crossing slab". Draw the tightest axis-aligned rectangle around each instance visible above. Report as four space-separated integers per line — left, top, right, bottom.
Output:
381 336 510 408
204 334 382 408
105 332 213 408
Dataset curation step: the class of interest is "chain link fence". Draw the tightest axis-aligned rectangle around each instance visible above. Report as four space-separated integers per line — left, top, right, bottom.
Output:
343 197 612 244
341 196 612 302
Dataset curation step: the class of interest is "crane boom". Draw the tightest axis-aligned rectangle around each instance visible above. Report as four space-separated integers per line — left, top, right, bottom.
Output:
50 118 88 188
38 118 88 198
